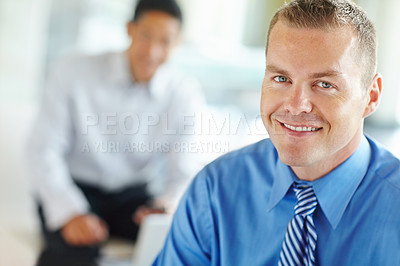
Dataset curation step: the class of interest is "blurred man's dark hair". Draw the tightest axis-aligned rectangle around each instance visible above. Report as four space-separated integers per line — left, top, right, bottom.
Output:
133 0 182 23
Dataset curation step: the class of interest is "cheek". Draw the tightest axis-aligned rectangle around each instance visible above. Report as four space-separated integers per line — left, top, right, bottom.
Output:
159 49 170 62
260 90 271 123
260 88 284 135
129 42 144 57
260 87 282 118
322 97 365 133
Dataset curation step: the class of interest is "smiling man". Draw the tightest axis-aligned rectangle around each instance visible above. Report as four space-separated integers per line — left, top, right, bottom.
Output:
154 0 400 265
27 0 204 266
262 20 379 181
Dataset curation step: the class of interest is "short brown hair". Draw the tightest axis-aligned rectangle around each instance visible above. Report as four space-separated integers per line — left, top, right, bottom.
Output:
266 0 377 89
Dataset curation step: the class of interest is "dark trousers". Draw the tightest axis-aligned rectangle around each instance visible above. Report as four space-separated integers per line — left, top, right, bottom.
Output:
36 181 151 266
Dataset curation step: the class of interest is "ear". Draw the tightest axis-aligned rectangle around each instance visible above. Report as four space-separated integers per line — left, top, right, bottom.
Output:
363 73 382 118
127 21 136 38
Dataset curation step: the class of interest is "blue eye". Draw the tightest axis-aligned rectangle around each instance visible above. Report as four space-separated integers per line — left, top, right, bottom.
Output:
274 76 288 82
317 81 333 89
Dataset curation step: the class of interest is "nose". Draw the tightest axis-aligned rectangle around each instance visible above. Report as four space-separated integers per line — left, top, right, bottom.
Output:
143 41 163 61
284 84 312 115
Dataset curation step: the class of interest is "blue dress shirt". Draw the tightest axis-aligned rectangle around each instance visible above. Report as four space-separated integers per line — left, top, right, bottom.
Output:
154 136 400 265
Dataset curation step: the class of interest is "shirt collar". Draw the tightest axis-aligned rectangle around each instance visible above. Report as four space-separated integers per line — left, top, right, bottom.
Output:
111 51 135 87
147 64 171 102
266 153 297 212
267 135 371 230
313 135 371 229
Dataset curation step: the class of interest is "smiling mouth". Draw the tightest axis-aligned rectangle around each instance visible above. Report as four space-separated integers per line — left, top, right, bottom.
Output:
282 123 322 132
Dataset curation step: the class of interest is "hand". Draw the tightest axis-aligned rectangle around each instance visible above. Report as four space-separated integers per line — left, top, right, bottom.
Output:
133 205 166 225
61 214 109 246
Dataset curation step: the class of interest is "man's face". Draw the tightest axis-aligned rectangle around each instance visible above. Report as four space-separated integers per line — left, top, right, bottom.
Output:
261 21 374 180
127 11 180 83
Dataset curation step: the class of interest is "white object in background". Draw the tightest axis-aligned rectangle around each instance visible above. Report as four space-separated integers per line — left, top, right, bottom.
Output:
132 214 172 266
0 226 37 266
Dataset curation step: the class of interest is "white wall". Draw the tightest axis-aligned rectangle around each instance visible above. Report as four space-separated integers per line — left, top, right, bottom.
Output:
0 0 50 262
0 0 50 104
359 0 400 125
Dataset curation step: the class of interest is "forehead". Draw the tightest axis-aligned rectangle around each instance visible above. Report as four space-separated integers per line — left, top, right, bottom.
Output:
136 10 180 27
266 21 358 73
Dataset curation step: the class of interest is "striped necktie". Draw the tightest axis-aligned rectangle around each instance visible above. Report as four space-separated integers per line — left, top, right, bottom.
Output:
278 185 318 266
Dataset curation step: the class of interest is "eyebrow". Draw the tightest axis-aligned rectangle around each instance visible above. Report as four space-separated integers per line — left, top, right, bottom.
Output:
266 65 290 76
266 65 343 79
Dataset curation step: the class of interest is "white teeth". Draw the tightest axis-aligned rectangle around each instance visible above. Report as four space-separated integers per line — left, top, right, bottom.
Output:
283 123 319 132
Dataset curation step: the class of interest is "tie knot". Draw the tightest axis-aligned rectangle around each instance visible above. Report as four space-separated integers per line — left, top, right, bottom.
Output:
293 185 318 217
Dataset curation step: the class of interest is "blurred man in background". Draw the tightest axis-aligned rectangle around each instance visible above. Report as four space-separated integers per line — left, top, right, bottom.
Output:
27 0 204 265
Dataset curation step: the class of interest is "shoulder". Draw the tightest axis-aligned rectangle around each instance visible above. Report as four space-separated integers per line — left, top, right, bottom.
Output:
194 139 278 187
367 136 400 191
156 64 188 81
151 64 205 109
211 138 276 167
154 64 201 91
49 52 118 77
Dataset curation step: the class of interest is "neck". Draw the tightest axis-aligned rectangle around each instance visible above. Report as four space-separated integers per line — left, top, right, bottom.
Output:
125 50 152 84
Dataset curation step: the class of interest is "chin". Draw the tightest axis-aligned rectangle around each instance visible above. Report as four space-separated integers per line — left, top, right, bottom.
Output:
276 145 314 167
136 73 153 83
278 153 304 167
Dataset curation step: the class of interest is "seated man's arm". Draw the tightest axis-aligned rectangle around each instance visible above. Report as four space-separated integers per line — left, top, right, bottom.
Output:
27 58 102 244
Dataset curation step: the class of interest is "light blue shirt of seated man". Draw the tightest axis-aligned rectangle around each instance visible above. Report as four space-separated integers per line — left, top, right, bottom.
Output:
154 136 400 265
